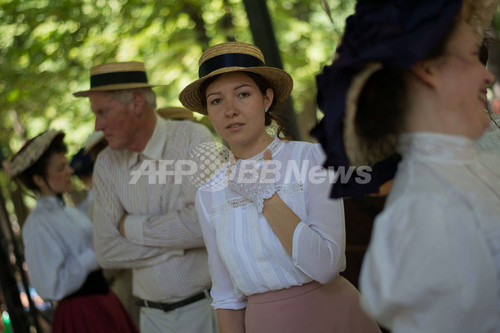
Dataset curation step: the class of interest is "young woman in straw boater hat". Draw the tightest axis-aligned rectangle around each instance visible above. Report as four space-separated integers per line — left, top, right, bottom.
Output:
3 130 138 333
311 0 500 331
179 42 381 333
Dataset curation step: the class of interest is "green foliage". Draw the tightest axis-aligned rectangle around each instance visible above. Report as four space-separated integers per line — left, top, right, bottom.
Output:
0 0 355 159
267 0 354 112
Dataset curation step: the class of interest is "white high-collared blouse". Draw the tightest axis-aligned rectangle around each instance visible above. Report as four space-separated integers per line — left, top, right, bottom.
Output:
22 196 100 301
360 132 500 333
196 138 346 310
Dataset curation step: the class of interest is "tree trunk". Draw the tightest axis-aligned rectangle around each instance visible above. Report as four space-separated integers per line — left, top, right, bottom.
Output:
0 190 33 333
242 0 301 140
183 2 210 50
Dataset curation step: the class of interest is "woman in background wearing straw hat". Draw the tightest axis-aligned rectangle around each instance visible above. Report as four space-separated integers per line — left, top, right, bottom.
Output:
3 130 138 333
179 42 380 333
312 0 500 332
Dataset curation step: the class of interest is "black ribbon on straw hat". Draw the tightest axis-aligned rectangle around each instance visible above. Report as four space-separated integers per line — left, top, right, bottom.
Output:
311 0 498 199
198 53 265 78
74 61 159 97
179 42 293 114
90 71 148 88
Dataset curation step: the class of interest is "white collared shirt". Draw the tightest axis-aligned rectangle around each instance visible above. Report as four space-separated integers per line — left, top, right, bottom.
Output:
92 116 215 302
360 132 500 333
196 138 346 309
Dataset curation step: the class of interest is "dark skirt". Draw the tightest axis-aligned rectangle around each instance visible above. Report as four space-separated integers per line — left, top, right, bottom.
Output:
52 270 138 333
245 276 381 333
52 290 138 333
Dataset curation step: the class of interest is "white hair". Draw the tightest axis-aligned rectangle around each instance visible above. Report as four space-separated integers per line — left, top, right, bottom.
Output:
108 88 157 109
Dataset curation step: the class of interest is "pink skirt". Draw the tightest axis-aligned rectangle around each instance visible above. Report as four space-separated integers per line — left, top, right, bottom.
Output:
52 290 138 333
245 276 381 333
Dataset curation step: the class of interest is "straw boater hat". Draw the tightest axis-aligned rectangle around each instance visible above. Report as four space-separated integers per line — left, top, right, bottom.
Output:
179 42 293 114
3 130 65 179
73 61 157 97
83 131 106 154
157 107 197 121
311 0 499 198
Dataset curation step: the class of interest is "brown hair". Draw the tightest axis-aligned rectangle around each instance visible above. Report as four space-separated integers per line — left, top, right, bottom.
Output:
17 137 67 193
355 19 462 143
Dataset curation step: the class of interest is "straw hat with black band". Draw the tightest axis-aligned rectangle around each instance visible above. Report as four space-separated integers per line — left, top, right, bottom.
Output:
179 42 293 114
73 61 158 97
310 0 499 199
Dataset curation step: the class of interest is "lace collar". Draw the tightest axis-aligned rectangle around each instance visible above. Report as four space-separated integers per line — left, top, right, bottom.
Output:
398 132 477 161
237 137 284 162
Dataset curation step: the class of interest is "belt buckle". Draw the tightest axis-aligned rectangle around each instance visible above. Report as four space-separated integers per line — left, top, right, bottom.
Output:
160 302 173 312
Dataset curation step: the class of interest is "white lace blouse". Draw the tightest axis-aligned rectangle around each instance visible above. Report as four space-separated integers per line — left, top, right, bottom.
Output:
195 138 346 310
360 132 500 333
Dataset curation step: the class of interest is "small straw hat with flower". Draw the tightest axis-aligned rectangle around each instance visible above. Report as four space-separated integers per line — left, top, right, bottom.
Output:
3 129 65 179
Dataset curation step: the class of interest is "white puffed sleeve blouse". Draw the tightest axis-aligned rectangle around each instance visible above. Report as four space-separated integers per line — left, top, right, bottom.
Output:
22 196 100 301
360 133 500 333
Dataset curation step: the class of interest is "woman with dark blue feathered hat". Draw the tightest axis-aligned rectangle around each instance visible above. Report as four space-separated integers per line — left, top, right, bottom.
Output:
312 0 500 332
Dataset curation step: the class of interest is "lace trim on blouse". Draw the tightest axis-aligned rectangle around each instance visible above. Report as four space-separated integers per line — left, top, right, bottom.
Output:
209 181 303 218
245 137 284 161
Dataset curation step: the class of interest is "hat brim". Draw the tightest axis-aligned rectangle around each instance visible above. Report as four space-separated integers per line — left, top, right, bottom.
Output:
464 0 499 42
343 62 397 166
6 130 65 179
73 83 158 97
83 131 106 154
179 66 293 114
157 107 197 121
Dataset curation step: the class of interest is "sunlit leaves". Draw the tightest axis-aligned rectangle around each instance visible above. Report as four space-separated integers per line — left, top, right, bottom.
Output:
0 0 356 157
